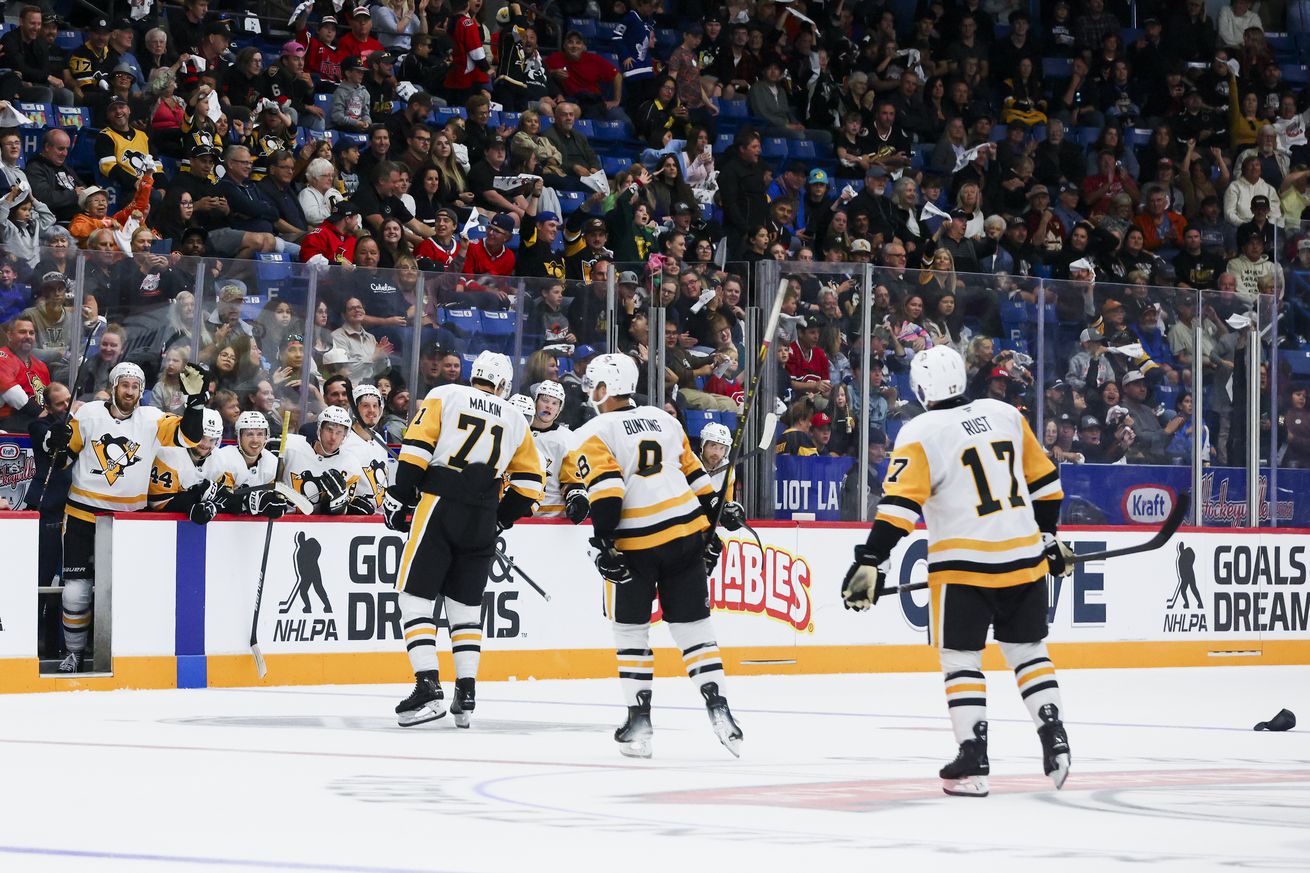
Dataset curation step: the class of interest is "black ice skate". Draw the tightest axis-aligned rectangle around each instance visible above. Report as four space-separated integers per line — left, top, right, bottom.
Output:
57 651 82 673
450 678 476 729
1037 704 1071 789
940 720 990 797
395 670 446 727
700 682 743 758
615 689 653 758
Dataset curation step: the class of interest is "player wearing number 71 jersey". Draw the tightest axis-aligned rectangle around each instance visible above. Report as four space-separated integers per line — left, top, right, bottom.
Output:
381 351 544 728
841 345 1075 798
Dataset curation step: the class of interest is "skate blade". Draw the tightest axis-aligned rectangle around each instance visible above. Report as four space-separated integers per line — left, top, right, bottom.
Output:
711 723 742 757
618 738 652 758
942 775 989 797
452 710 471 729
1048 753 1071 790
397 701 448 727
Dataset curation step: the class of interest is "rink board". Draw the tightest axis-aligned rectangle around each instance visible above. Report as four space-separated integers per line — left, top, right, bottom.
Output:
3 514 1310 692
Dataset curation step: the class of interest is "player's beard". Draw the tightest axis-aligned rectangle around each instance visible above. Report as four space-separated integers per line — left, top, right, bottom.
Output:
111 387 139 417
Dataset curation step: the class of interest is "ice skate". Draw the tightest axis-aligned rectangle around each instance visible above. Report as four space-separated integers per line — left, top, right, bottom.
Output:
57 651 82 673
450 678 476 729
940 721 989 797
396 670 446 727
1037 704 1071 789
700 682 743 757
615 689 653 758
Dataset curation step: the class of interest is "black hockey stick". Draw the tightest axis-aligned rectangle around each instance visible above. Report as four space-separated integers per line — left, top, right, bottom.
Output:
494 543 551 601
878 491 1191 598
250 410 293 679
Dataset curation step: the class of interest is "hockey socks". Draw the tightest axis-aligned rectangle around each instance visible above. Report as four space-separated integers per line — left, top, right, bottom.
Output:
940 648 986 743
613 622 654 706
445 599 483 682
61 576 92 655
399 592 439 674
668 618 724 692
1000 641 1064 726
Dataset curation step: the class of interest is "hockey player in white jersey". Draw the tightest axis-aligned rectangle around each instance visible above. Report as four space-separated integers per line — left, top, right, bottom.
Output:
343 384 392 512
382 351 544 728
530 381 573 518
210 411 291 517
281 405 374 515
147 408 229 523
44 360 210 672
841 346 1074 797
560 353 743 758
697 423 745 532
507 393 536 420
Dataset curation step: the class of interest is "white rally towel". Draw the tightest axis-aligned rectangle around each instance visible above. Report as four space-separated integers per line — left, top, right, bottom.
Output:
289 0 313 25
493 173 542 191
581 170 610 196
0 101 33 127
953 143 992 173
920 201 952 222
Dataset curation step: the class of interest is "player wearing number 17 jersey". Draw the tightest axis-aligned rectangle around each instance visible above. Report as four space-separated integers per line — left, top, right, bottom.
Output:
841 346 1075 798
382 351 544 728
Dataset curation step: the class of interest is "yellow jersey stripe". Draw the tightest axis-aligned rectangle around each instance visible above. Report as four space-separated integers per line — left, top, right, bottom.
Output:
928 532 1042 555
619 489 700 520
615 516 709 551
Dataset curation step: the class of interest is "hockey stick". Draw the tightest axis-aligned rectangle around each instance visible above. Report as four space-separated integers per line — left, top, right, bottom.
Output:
249 410 293 679
494 543 551 601
879 491 1192 598
706 278 789 535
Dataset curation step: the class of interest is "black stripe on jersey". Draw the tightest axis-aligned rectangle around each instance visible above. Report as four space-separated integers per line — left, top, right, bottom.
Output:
945 670 985 682
590 470 623 486
403 618 434 631
1028 469 1060 492
688 663 724 677
617 648 654 657
510 472 544 484
406 638 437 651
450 623 481 633
1020 680 1060 699
402 437 435 451
66 497 109 516
452 644 482 654
618 670 654 680
882 495 922 514
947 697 987 708
928 554 1046 575
681 642 717 657
1015 657 1052 673
618 507 705 540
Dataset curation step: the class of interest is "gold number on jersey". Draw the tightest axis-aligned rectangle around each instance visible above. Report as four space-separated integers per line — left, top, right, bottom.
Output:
960 440 1024 517
449 413 505 469
635 439 662 476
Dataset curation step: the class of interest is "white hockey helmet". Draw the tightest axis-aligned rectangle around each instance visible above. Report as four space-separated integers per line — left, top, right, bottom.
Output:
236 410 269 433
353 383 383 406
201 408 224 441
909 345 968 407
470 350 514 398
583 353 638 412
700 422 732 448
109 361 145 388
534 380 566 404
317 404 352 434
508 393 535 420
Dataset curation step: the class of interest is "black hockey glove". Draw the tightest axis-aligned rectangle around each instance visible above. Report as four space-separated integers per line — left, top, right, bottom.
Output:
590 536 631 583
703 532 724 574
319 468 350 514
564 488 590 525
346 494 377 515
1042 534 1075 578
720 500 746 531
841 545 887 611
187 481 228 525
179 362 211 411
44 420 72 455
381 489 414 533
250 488 290 519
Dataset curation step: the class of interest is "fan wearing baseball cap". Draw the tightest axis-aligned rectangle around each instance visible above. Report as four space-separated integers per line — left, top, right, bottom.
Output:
517 191 566 279
463 212 518 276
65 18 116 99
339 5 385 60
292 9 350 83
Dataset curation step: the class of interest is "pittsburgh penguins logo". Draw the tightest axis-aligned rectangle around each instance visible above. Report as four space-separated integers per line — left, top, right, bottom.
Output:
91 434 142 486
291 469 352 508
121 148 155 177
363 457 389 501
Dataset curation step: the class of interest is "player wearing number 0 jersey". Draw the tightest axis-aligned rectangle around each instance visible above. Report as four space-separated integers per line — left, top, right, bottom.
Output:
559 353 743 759
382 351 544 728
841 346 1074 798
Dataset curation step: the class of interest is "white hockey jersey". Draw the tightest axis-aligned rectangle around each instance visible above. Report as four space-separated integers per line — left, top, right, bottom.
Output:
67 401 197 520
344 429 393 512
561 405 714 551
531 422 572 517
209 444 280 492
281 434 367 514
875 398 1064 589
148 445 219 509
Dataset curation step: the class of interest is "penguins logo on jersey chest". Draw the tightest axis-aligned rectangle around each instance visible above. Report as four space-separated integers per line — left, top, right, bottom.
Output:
90 434 143 485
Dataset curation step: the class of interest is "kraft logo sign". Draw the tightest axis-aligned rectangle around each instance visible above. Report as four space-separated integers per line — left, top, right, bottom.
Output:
1123 485 1175 523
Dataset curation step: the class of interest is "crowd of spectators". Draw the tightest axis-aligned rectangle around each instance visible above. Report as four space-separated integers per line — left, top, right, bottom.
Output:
0 0 1308 525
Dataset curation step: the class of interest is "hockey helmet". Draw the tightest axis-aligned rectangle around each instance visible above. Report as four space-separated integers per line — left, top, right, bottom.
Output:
534 380 566 404
235 410 269 433
352 383 383 406
470 350 514 398
909 345 967 407
583 353 638 412
201 408 224 441
109 361 145 388
317 404 353 434
508 393 536 420
700 422 732 449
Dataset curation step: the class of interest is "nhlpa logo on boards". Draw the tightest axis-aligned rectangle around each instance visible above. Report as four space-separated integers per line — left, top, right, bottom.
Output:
1164 541 1206 633
707 538 813 632
275 531 338 642
1123 485 1174 524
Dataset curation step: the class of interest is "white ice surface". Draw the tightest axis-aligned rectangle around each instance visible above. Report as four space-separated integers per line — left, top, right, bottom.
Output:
2 667 1309 873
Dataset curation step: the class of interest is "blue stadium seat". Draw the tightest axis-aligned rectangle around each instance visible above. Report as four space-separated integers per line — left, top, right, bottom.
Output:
337 131 368 148
501 111 520 128
685 409 716 438
435 106 467 121
442 307 483 337
573 118 595 138
1042 58 1073 78
18 102 52 128
655 27 678 48
601 155 631 177
460 353 476 381
597 22 621 39
593 120 630 141
789 139 816 159
1282 64 1310 85
56 106 90 128
714 132 734 153
55 30 82 51
762 137 788 159
1128 128 1150 147
566 18 597 39
480 309 516 351
314 93 331 116
1288 350 1310 376
718 411 738 433
719 99 748 119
